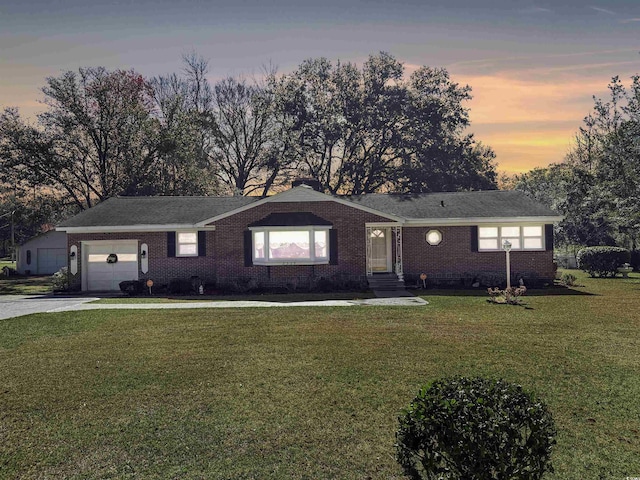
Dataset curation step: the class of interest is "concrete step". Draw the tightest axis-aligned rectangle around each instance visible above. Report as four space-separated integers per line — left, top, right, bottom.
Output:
367 274 406 292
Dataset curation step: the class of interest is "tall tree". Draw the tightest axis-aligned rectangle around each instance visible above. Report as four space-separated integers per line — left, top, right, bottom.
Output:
209 74 284 196
275 52 497 194
149 54 219 196
515 74 640 249
0 68 157 209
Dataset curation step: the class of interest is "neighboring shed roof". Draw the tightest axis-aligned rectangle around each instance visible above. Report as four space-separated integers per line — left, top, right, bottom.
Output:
248 212 333 227
346 190 559 220
58 196 259 228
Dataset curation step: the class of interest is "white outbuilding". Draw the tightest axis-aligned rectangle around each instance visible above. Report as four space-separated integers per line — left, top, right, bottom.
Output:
16 230 67 275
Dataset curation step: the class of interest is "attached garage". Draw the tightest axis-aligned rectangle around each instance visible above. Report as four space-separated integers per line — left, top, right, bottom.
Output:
83 241 139 291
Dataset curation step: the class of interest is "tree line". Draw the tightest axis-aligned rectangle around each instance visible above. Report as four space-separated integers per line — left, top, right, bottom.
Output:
514 74 640 251
0 52 497 248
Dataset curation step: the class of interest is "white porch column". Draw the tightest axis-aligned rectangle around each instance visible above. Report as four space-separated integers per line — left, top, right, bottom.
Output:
365 226 373 276
393 226 404 281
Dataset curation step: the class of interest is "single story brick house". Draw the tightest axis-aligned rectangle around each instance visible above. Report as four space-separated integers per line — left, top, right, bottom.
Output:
56 184 562 292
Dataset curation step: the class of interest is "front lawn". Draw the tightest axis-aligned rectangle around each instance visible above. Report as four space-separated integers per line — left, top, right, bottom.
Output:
1 270 639 479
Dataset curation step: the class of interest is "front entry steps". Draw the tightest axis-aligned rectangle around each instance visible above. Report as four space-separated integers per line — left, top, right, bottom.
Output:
367 273 406 293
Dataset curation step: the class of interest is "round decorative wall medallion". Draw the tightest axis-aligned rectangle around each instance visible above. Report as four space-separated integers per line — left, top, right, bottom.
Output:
426 230 443 246
106 253 118 264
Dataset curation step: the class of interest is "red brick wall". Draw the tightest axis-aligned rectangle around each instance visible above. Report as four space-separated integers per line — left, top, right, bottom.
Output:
67 206 556 291
212 201 389 288
67 231 217 290
402 225 555 285
67 202 391 290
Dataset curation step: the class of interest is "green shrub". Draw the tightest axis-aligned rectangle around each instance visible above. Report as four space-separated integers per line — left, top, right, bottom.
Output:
630 250 640 272
576 246 630 277
119 280 145 296
51 267 69 291
560 272 577 286
396 377 556 480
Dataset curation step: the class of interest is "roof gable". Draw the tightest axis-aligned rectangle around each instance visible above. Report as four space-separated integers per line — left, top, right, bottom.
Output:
248 212 332 227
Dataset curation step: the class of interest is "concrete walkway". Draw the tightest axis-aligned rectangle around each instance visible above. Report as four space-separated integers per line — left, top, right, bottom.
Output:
0 294 427 320
48 295 428 314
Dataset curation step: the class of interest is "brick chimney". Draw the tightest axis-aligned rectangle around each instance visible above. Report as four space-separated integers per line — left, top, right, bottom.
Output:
291 178 323 192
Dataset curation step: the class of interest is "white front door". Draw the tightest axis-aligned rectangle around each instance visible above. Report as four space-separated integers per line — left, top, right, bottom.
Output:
370 228 392 272
84 241 139 291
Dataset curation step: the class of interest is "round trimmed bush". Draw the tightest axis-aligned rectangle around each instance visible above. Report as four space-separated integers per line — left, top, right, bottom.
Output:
576 246 630 277
396 377 556 480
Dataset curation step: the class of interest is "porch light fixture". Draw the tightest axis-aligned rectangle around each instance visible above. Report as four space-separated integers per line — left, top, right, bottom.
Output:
69 251 76 259
141 250 147 259
502 239 512 289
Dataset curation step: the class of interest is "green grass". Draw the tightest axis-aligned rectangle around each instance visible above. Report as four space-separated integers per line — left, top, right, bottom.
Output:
1 270 639 479
93 291 376 304
0 273 53 295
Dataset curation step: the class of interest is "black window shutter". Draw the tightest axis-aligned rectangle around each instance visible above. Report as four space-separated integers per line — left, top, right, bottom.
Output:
198 231 206 257
470 226 478 252
167 231 176 257
545 224 554 251
244 230 253 266
329 229 338 265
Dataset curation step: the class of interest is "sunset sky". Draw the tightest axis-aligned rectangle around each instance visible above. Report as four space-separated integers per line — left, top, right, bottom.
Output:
1 0 638 174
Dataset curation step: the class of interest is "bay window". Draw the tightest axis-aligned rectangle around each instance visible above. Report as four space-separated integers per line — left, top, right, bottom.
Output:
478 225 544 251
252 227 330 264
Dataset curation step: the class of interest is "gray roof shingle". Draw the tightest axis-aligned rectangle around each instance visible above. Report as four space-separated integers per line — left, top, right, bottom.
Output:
58 196 259 227
58 189 560 229
346 190 559 219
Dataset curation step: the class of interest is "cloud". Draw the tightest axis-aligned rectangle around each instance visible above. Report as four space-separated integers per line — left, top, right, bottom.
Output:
589 6 616 15
620 17 640 23
519 6 552 14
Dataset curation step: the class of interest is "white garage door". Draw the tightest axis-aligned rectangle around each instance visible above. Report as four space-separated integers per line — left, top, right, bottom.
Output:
85 242 138 291
37 248 67 275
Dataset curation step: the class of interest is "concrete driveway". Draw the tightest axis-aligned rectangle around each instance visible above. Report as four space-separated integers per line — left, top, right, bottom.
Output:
0 295 100 320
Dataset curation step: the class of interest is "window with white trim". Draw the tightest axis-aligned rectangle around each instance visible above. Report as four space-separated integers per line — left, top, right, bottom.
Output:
478 225 544 251
252 227 329 264
177 231 198 256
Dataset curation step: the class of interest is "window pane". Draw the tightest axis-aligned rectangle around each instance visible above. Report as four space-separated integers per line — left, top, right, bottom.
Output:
178 244 197 255
479 239 498 250
501 226 520 237
269 230 310 259
178 232 197 244
254 231 265 259
523 226 542 237
502 237 521 249
314 230 327 258
479 227 498 238
524 238 543 249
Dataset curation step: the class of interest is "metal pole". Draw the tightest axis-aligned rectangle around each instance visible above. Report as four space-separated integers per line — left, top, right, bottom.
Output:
10 210 15 262
506 250 511 290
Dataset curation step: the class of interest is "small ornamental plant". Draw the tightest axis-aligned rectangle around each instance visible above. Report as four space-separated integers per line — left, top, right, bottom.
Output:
487 285 527 305
396 377 556 480
51 267 70 292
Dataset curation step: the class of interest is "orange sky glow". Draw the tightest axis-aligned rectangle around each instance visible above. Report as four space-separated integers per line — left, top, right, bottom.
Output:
1 1 638 177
